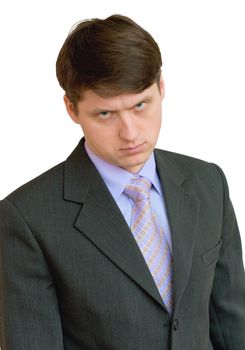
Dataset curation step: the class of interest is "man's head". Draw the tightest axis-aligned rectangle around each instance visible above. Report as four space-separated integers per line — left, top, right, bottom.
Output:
56 15 164 173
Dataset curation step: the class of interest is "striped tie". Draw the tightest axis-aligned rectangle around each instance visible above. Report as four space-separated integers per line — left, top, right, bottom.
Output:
124 175 174 316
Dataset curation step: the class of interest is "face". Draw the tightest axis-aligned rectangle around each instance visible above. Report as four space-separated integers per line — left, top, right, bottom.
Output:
64 79 165 173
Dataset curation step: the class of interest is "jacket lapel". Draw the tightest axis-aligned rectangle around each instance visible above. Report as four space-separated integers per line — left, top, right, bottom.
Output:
155 150 200 309
64 140 165 308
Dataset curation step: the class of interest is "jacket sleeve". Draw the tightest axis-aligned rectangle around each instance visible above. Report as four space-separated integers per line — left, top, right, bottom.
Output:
209 164 245 350
0 199 64 350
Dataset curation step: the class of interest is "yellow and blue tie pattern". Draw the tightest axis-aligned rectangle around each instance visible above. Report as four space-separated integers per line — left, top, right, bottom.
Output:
124 175 174 316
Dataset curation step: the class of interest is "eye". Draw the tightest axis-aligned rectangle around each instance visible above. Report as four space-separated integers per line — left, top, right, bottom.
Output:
135 102 146 111
98 111 111 119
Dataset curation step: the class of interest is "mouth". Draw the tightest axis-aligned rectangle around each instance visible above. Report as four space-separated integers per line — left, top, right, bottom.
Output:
120 142 146 154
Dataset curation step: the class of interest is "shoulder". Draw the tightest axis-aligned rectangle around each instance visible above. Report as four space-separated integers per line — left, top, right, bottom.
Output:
154 148 228 197
2 140 86 206
2 161 65 210
155 148 224 176
155 148 214 171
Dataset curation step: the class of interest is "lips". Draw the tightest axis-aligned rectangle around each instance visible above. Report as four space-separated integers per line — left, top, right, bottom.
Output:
120 143 146 154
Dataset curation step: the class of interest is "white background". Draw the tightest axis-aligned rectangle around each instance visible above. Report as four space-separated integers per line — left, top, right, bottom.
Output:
0 0 244 261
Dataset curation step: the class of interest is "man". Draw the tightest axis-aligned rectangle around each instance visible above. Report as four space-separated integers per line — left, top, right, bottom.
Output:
0 14 244 350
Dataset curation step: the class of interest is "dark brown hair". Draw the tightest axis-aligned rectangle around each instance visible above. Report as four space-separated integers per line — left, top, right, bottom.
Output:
56 14 162 109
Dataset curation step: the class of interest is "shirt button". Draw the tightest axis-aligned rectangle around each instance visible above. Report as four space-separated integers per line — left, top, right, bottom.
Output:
173 318 179 331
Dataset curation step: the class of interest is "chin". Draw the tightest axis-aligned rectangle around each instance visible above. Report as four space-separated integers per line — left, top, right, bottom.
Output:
121 159 147 173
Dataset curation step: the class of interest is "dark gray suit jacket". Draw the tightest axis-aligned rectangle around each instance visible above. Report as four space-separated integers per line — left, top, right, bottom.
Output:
0 139 245 349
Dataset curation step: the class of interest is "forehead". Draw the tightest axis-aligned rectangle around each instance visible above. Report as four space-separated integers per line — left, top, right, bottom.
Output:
78 83 159 111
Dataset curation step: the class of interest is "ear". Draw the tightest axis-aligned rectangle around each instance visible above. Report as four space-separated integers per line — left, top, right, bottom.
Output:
63 95 80 124
159 75 165 101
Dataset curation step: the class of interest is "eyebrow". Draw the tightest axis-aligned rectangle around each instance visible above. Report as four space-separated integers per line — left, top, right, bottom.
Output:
89 95 153 115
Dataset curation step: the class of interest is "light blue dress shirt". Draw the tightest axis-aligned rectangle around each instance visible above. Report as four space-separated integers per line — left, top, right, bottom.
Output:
84 142 172 251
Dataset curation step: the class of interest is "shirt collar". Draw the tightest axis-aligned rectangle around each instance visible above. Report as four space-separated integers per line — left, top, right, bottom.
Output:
84 142 162 201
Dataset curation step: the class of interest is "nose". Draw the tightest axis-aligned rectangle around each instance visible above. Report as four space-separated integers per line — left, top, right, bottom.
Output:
119 112 138 141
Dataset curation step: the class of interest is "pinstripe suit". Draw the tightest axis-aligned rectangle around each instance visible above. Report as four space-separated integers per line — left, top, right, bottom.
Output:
0 139 244 349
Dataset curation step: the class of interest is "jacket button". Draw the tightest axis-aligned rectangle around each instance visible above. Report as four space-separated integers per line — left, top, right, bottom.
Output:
173 318 179 331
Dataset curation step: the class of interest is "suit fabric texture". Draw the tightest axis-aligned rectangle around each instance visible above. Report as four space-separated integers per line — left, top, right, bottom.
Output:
0 139 245 350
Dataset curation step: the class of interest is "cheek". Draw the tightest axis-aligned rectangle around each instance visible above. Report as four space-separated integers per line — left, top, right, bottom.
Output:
80 120 104 136
84 123 117 146
145 106 162 133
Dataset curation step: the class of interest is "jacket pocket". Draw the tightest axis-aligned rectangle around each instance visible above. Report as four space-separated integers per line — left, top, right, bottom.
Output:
201 240 222 267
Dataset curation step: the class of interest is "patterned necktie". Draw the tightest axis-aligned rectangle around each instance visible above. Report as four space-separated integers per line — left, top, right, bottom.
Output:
124 175 174 316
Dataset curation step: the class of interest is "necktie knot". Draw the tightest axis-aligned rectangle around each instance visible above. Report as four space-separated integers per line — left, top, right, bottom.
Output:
124 176 151 202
